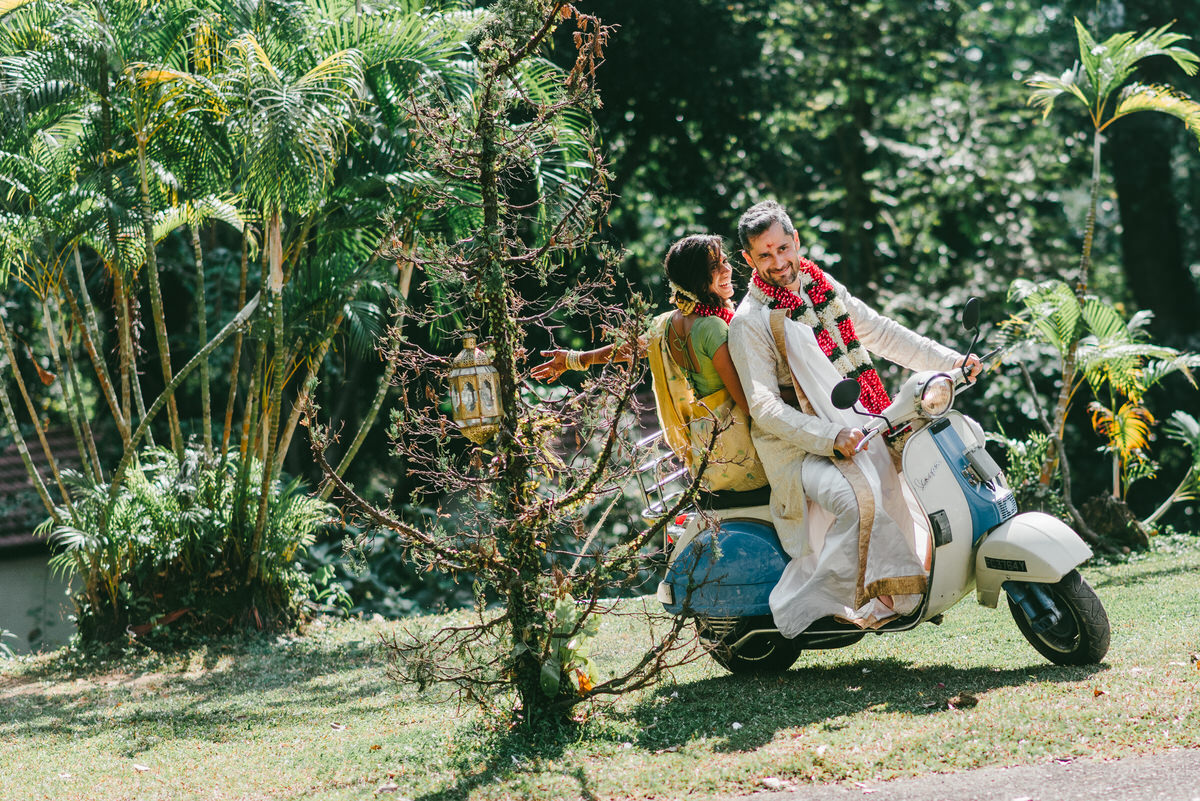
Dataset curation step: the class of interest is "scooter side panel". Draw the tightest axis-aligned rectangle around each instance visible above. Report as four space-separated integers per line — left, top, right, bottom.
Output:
902 418 976 618
975 511 1093 607
661 519 788 617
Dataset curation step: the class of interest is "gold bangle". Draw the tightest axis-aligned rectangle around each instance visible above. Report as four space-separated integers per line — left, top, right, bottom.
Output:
565 350 585 371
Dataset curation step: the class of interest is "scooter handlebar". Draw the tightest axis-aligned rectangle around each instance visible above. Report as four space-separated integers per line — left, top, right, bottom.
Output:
855 426 883 453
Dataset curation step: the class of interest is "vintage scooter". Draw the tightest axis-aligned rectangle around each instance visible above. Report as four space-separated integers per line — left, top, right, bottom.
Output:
638 299 1110 673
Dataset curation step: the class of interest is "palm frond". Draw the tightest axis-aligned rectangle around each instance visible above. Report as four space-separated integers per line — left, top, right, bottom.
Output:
1007 278 1081 356
1088 400 1155 461
1165 410 1200 453
1112 21 1199 80
1076 341 1179 400
1112 82 1200 146
1142 353 1200 390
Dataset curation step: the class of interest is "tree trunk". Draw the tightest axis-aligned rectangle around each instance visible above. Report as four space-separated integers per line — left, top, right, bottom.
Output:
221 223 252 458
275 316 342 469
105 294 261 520
42 295 101 489
0 384 60 524
96 49 134 428
1109 0 1200 342
68 248 129 446
136 132 183 454
190 224 213 455
318 258 414 502
250 209 285 581
1109 113 1199 343
477 78 545 722
0 313 73 512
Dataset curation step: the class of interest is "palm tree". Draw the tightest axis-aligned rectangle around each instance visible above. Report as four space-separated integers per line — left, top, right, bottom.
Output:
1027 19 1200 291
3 0 502 636
215 30 365 579
1025 21 1200 495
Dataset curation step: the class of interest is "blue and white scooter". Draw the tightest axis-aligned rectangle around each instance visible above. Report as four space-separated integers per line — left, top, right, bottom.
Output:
638 299 1110 673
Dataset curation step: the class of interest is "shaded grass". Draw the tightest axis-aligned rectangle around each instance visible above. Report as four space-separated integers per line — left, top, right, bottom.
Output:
1 536 1198 800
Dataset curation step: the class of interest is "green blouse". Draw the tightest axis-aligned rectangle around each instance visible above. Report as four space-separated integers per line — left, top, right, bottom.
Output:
682 316 729 398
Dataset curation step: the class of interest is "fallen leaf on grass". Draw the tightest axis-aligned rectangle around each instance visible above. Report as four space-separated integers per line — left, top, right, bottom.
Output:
653 745 680 754
947 692 978 709
376 782 400 794
133 764 150 773
1093 687 1107 697
761 777 787 791
370 744 382 751
331 722 347 731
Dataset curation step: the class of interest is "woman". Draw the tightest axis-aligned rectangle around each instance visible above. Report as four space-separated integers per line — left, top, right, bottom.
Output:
533 235 766 492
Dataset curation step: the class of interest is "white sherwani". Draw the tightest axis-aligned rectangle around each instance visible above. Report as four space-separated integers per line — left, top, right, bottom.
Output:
728 278 963 637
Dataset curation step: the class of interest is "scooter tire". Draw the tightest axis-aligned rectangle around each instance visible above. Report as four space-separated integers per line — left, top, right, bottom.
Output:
698 617 804 674
1007 569 1110 666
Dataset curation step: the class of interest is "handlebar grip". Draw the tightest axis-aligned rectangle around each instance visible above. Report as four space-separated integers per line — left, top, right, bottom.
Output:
855 427 882 453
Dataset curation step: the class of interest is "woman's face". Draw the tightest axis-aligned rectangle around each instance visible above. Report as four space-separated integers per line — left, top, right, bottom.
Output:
708 252 735 301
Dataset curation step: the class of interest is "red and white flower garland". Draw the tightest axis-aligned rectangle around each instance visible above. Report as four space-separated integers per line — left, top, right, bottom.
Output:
751 261 890 414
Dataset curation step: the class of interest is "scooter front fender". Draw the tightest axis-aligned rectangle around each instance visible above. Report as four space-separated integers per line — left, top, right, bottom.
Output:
975 511 1093 607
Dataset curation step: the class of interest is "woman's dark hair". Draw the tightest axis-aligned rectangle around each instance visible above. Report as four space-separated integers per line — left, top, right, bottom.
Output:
664 234 730 311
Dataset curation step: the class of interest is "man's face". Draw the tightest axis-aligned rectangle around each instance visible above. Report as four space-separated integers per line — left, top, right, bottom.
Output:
742 222 802 291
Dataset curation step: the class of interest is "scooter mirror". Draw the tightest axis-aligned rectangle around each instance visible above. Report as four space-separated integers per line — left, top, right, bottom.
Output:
962 297 980 332
831 378 862 410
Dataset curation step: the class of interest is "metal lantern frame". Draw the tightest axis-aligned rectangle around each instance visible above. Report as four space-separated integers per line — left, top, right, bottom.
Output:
448 336 502 444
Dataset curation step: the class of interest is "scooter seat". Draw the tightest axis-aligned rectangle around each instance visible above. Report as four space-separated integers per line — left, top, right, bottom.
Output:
697 485 771 510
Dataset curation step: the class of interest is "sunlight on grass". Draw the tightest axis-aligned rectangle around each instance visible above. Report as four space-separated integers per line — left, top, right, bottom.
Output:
2 539 1198 801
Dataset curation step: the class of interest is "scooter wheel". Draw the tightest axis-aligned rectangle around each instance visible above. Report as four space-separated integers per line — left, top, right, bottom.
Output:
698 616 804 674
1007 569 1110 666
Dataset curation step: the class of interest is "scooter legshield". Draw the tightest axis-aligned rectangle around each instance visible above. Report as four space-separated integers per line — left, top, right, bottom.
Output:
660 519 787 617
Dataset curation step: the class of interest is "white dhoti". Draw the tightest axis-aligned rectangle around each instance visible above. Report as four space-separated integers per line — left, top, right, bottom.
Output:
769 452 929 637
728 276 963 639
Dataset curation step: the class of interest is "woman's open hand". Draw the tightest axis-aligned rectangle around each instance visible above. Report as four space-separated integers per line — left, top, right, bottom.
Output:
531 350 568 383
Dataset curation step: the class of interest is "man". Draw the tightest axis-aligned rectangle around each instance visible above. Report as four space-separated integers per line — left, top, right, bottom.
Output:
727 200 980 637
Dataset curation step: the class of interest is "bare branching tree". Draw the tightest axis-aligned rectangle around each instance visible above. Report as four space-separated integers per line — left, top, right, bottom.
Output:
307 1 706 724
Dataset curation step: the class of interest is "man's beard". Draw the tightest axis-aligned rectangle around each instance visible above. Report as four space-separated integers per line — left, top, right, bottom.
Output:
760 264 798 289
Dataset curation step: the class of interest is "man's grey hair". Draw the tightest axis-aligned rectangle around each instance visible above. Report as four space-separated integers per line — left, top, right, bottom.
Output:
737 200 796 251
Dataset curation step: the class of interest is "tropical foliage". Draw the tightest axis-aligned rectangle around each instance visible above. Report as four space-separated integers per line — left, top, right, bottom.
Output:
993 19 1200 541
38 446 336 644
0 0 482 639
3 0 1200 662
1027 17 1200 289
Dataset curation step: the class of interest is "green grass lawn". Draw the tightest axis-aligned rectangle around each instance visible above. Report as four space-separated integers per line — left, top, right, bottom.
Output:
3 536 1199 801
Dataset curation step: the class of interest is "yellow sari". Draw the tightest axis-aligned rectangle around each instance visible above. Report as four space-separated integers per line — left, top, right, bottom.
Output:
646 312 767 492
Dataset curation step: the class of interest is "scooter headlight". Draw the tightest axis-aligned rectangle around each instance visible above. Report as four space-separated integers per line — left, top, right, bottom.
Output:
919 374 955 417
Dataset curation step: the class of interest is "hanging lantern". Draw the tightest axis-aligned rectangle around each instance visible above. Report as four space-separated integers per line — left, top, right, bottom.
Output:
448 336 502 444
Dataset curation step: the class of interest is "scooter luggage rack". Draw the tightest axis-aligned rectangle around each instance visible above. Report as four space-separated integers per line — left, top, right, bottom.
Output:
633 430 691 523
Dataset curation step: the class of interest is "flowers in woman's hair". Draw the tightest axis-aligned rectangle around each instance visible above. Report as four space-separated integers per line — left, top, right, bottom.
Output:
670 280 733 323
669 281 699 315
